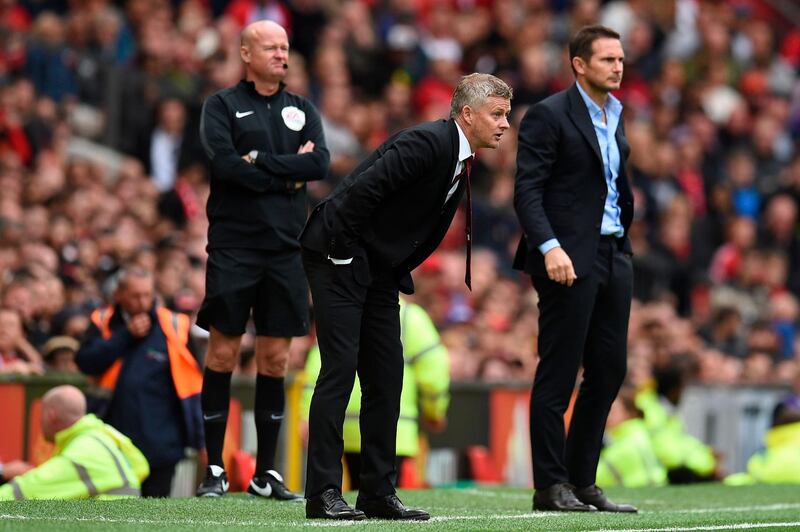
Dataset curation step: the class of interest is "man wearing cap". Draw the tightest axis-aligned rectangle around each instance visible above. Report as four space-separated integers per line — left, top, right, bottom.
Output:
42 336 80 373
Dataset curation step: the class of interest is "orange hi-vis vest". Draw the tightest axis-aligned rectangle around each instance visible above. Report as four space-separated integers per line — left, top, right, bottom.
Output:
89 306 205 449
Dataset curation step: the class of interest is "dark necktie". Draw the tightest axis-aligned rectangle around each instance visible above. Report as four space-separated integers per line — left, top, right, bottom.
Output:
453 156 474 290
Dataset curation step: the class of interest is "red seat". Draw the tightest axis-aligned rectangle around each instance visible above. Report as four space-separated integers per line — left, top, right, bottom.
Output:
467 446 502 484
231 450 256 492
397 457 425 489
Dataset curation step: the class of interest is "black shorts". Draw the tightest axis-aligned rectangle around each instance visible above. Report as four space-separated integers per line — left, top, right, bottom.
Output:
197 248 309 337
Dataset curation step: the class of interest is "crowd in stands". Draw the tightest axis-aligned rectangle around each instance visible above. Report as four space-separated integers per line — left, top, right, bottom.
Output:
0 0 799 400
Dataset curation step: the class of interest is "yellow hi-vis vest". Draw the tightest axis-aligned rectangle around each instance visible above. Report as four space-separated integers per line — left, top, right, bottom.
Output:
0 414 149 500
725 420 800 485
302 299 449 456
635 388 716 477
596 417 668 488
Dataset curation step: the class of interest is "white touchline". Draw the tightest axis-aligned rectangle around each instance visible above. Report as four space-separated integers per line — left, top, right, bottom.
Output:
588 522 800 532
0 515 275 527
670 503 800 515
456 488 531 499
3 502 800 529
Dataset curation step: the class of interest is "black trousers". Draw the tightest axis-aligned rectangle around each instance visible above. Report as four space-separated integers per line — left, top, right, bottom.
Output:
303 250 403 499
344 453 404 491
141 463 176 497
530 236 632 489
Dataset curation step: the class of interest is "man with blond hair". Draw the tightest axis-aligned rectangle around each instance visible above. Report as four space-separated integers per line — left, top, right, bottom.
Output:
301 73 512 520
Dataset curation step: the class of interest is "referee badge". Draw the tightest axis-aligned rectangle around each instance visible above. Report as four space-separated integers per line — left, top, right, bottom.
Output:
281 106 306 131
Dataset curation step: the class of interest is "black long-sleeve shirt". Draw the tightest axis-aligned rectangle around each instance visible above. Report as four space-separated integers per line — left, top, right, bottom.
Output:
199 80 329 250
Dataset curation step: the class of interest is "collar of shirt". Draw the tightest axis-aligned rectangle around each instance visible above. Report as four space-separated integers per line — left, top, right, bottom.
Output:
575 81 622 125
454 120 475 164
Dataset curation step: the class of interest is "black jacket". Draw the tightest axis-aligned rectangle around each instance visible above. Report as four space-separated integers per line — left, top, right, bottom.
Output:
200 80 330 250
513 83 634 278
300 119 463 293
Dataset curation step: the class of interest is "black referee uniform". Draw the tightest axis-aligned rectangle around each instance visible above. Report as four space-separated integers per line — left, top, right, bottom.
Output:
197 79 329 336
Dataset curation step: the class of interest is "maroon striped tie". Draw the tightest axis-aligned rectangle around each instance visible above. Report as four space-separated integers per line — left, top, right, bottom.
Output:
457 156 474 290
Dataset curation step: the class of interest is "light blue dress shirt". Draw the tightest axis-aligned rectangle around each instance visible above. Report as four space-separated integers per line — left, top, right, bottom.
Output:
538 82 624 255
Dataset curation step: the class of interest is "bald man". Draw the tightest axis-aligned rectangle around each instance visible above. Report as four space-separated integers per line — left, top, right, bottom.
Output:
42 385 86 440
197 20 329 499
0 385 149 500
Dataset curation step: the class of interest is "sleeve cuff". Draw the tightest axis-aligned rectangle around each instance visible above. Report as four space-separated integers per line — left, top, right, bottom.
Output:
538 238 561 255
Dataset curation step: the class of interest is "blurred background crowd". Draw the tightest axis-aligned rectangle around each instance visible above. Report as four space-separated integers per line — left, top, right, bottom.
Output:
1 0 799 404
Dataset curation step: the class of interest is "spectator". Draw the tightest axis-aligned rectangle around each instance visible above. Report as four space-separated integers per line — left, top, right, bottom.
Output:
726 150 760 219
146 98 188 193
41 335 80 373
699 306 747 359
0 307 43 375
24 12 76 102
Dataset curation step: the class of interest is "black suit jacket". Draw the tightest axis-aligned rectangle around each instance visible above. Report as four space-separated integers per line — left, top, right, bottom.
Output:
300 119 463 294
513 83 634 278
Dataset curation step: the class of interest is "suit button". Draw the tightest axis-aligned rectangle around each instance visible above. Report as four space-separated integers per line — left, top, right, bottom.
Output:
595 223 601 229
601 194 606 199
412 240 419 247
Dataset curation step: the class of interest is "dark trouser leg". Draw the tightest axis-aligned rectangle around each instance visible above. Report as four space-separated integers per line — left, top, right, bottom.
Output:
567 244 632 487
303 252 367 498
530 272 597 489
141 463 177 497
344 453 361 491
356 268 402 497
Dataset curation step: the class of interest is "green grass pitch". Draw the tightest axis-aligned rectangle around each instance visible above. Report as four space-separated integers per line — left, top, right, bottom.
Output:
2 484 800 531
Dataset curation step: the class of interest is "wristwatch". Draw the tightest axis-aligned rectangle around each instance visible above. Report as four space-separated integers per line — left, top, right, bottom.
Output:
248 150 258 163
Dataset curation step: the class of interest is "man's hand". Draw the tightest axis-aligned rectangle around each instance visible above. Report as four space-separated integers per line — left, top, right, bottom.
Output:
544 247 577 286
2 460 33 480
127 313 152 338
297 141 315 154
3 359 41 375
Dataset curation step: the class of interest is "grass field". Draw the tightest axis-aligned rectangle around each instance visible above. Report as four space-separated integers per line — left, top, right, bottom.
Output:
2 484 800 531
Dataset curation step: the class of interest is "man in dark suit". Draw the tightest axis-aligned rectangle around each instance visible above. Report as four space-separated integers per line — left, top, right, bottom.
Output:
513 25 637 513
301 73 512 520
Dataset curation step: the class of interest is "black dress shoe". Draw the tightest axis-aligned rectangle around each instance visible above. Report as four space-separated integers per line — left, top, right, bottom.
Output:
356 494 430 520
306 488 366 520
574 484 638 513
533 483 598 512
